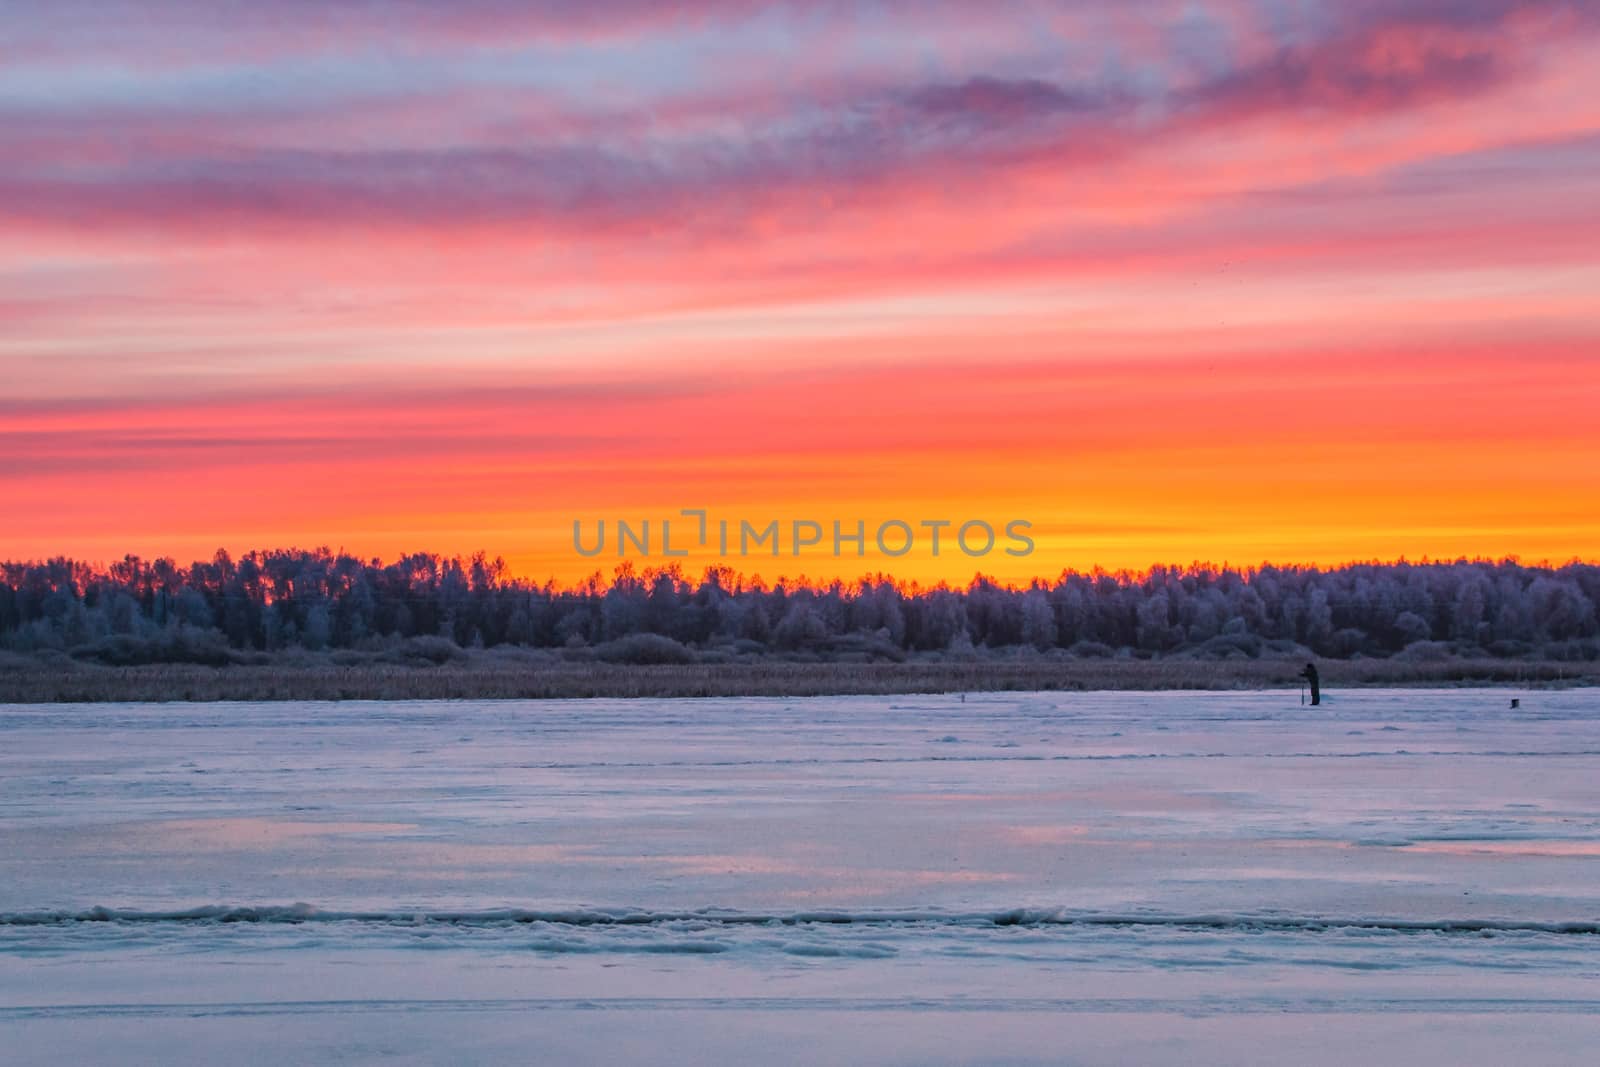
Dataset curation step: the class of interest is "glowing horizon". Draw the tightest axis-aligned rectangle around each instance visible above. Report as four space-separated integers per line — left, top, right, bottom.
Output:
5 1 1599 583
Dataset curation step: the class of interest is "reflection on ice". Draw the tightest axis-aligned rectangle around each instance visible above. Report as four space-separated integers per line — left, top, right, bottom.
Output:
147 819 419 848
2 688 1599 1063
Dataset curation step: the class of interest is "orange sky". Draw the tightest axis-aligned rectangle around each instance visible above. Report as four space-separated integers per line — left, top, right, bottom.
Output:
4 1 1599 584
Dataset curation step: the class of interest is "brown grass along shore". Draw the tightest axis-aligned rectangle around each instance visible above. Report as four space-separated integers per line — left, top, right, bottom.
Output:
1 656 1592 704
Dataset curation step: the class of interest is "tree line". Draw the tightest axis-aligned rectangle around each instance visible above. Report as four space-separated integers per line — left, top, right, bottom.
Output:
2 550 1597 666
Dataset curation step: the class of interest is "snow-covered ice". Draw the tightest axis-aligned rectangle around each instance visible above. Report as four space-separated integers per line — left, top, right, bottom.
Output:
2 689 1598 1064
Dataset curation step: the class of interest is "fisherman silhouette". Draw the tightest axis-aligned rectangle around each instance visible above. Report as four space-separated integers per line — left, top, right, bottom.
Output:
1299 662 1321 706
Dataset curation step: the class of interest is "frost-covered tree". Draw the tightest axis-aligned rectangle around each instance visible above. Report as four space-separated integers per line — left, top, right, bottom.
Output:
2 552 1595 663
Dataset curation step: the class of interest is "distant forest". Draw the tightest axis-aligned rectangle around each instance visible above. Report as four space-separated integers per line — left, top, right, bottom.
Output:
2 551 1597 667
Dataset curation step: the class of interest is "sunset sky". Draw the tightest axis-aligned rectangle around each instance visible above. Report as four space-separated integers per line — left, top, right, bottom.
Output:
4 0 1599 584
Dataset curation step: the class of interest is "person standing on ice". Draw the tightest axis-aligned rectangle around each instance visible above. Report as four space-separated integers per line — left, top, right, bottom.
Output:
1299 662 1321 706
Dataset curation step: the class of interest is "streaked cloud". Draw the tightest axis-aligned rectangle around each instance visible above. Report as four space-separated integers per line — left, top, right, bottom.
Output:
1 0 1597 579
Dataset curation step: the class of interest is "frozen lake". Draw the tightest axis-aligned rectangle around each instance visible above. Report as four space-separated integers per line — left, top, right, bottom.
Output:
3 689 1598 1064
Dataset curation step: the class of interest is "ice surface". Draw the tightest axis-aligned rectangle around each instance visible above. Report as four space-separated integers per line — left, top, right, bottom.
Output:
2 689 1598 1064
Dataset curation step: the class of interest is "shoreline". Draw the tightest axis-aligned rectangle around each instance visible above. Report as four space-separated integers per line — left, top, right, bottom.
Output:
2 657 1593 703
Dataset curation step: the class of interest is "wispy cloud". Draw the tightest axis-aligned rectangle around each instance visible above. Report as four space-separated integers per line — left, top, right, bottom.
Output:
2 0 1598 576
